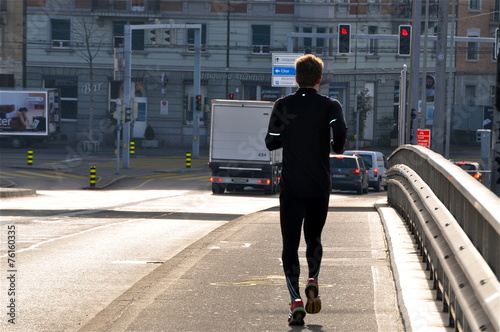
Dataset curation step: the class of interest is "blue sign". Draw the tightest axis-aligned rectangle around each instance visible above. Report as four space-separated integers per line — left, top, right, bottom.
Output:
273 67 296 76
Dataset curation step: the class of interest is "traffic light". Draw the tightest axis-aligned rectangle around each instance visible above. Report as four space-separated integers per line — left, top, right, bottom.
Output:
183 95 192 112
338 24 351 54
228 93 234 100
150 29 161 46
124 107 132 123
398 25 412 56
195 95 202 111
409 108 417 141
164 29 176 46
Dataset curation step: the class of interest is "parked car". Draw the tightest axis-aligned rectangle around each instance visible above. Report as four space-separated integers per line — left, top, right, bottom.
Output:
330 154 369 195
343 150 388 191
453 161 484 183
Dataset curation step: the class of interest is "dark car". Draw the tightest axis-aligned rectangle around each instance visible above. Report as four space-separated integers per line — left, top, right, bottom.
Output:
330 154 369 195
453 161 484 183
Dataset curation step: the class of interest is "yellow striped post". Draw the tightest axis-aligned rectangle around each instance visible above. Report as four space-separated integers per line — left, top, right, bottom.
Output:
130 141 135 156
185 152 192 168
90 166 97 187
27 148 33 166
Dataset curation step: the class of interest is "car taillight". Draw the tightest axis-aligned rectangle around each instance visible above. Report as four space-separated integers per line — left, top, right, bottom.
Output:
473 173 481 179
349 169 361 174
210 177 223 182
373 168 378 177
258 179 271 184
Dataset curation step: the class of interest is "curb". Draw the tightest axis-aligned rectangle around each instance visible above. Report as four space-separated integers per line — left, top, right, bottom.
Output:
0 187 36 198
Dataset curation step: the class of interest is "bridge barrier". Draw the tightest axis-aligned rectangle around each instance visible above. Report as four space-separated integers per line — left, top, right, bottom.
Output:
387 145 499 332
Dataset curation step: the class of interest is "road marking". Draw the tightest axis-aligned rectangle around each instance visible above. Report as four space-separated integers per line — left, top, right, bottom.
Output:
45 171 87 179
209 275 334 288
112 260 164 264
0 171 36 178
179 175 210 181
136 173 176 179
0 218 147 258
17 170 62 179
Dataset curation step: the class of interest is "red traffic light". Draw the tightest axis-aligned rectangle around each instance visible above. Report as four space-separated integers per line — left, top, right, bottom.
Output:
228 93 234 99
340 27 349 35
400 28 410 37
196 95 202 101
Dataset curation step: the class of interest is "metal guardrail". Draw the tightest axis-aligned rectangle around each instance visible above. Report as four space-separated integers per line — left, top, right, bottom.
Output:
387 145 499 332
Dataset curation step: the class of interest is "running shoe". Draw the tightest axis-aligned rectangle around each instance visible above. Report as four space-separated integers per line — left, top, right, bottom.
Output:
305 278 321 314
288 299 306 325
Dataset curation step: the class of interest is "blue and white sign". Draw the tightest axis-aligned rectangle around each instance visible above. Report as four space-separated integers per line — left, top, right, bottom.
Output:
272 53 303 87
273 67 296 76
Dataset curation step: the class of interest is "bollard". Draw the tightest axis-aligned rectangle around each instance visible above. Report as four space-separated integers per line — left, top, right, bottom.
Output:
130 141 135 156
185 152 192 168
90 166 97 187
27 148 33 166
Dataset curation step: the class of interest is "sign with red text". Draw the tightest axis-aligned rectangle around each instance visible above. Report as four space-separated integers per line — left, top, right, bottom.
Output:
416 129 431 148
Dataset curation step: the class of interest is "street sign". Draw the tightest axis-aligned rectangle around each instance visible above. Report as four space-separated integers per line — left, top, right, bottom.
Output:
160 100 169 115
416 129 431 148
273 76 297 86
273 67 296 76
272 53 303 87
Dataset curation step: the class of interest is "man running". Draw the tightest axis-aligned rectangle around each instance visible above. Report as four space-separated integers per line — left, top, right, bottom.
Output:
265 54 347 325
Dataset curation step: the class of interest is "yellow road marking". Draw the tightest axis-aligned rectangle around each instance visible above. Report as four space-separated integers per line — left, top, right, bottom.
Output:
136 173 175 179
17 170 63 179
0 171 36 178
45 171 87 179
210 275 334 288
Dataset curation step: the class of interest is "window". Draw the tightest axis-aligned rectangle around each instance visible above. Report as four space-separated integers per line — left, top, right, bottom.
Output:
243 85 282 101
303 27 312 53
44 77 78 120
51 19 71 48
316 27 326 55
113 21 145 51
467 29 479 61
469 0 480 11
295 26 326 55
465 85 476 106
367 26 377 55
252 25 271 54
187 24 207 52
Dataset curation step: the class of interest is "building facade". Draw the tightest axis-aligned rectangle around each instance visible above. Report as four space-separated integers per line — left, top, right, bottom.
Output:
453 0 498 143
19 0 497 149
0 0 24 88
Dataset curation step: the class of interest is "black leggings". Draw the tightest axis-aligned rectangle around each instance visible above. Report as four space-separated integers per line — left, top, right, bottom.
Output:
279 190 329 302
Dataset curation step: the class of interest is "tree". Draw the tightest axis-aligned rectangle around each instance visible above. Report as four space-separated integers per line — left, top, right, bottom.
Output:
73 16 106 142
356 88 373 140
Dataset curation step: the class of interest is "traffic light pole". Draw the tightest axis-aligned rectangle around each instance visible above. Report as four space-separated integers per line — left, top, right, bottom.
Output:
492 21 500 195
431 0 448 155
407 0 421 145
123 23 203 166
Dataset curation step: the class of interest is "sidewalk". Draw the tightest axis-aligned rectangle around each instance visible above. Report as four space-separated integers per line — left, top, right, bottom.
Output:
0 143 210 195
79 197 452 332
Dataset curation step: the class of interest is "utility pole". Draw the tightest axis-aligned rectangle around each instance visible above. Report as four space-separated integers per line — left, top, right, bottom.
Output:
492 21 500 195
407 0 421 144
431 0 448 154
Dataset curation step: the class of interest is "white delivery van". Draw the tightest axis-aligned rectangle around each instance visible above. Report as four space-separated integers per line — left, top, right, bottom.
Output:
343 150 388 191
208 99 282 195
